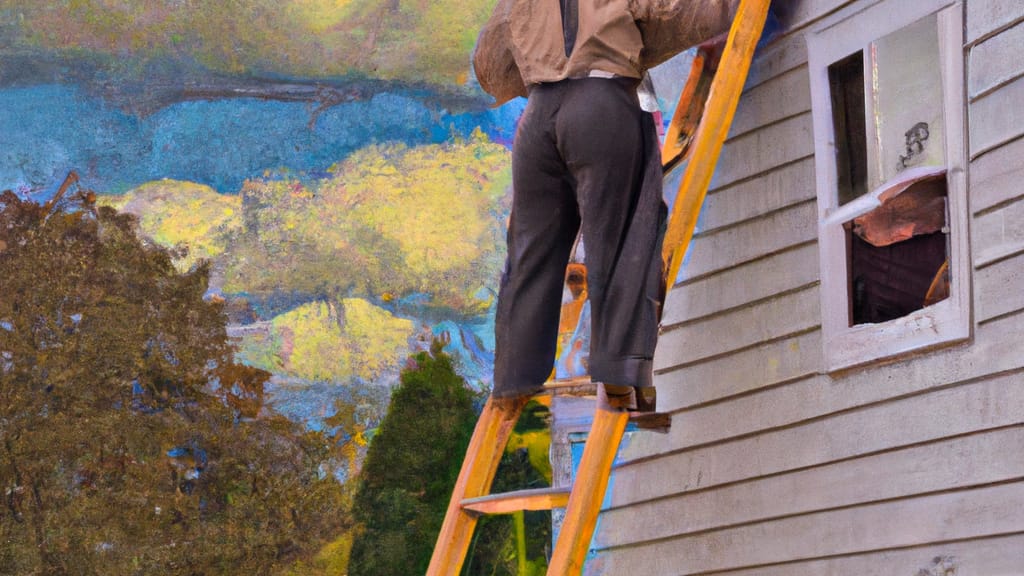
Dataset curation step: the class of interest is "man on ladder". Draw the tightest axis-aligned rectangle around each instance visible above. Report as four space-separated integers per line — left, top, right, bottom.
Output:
475 0 738 414
428 1 773 573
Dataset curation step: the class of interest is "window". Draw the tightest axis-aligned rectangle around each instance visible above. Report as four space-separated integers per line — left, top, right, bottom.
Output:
807 0 969 372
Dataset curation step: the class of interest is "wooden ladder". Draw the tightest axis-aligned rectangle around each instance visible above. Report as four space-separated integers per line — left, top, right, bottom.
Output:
427 1 771 573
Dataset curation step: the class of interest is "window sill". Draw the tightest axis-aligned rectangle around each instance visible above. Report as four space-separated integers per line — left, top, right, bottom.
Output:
822 295 971 373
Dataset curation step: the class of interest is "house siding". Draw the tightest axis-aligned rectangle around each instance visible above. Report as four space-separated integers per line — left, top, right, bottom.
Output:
590 1 1024 573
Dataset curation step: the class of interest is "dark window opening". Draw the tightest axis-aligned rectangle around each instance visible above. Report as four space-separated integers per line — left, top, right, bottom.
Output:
846 175 950 325
829 52 868 205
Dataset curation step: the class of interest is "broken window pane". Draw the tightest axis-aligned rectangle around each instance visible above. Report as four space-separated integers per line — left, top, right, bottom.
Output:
847 173 949 325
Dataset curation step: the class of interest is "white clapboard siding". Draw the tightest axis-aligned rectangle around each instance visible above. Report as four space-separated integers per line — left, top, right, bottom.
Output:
745 31 809 90
657 285 819 367
783 0 855 33
967 0 1024 43
678 199 817 282
649 360 991 462
620 316 1024 504
600 482 1024 574
663 240 818 326
969 74 1024 158
625 372 828 453
655 320 1019 450
975 252 1024 323
654 329 820 411
969 133 1024 214
972 195 1024 267
696 156 816 235
690 533 1024 576
599 425 1024 548
968 19 1024 98
729 64 811 139
708 112 814 191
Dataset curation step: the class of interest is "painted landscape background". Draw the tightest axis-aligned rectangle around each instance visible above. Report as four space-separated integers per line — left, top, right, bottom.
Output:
0 1 544 574
1 0 523 427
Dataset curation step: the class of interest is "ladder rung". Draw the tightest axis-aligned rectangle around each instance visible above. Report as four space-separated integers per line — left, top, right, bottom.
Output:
461 487 571 515
538 377 672 432
528 378 597 408
540 376 598 396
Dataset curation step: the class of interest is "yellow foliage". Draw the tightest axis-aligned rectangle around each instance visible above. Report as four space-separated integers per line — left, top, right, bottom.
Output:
331 132 512 283
284 531 354 576
106 134 512 315
507 430 553 484
227 133 512 312
273 301 352 382
10 0 501 83
338 298 416 381
244 299 415 383
99 180 242 271
288 0 356 34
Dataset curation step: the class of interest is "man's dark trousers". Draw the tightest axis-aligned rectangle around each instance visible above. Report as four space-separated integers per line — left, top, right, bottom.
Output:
493 76 667 398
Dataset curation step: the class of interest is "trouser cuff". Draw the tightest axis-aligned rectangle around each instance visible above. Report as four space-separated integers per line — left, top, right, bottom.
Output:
590 355 654 390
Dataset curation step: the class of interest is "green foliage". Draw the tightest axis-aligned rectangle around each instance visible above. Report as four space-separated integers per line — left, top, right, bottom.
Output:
465 401 552 576
347 346 551 576
0 192 347 575
347 341 479 576
507 401 554 483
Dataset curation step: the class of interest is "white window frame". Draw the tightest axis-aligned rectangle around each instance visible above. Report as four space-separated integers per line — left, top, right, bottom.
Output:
807 0 971 372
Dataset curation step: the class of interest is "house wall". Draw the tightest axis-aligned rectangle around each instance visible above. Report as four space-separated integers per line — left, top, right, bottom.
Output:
590 1 1024 573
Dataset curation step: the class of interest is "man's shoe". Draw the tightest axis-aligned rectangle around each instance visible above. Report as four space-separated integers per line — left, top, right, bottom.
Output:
598 383 657 413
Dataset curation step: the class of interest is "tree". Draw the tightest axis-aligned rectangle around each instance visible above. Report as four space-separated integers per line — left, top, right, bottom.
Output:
0 190 346 575
235 298 415 384
347 341 479 576
222 133 512 317
347 341 551 576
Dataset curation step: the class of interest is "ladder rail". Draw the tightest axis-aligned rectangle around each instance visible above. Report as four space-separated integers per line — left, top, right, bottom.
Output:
661 0 772 293
546 406 630 574
426 396 529 576
660 47 710 171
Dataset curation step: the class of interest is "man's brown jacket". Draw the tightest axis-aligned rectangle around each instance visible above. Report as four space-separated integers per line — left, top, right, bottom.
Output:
473 0 738 104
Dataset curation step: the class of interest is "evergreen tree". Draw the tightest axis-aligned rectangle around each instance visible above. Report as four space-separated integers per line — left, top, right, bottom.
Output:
347 341 479 576
347 342 552 576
